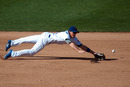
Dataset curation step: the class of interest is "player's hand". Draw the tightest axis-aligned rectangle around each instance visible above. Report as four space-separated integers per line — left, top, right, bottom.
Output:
78 50 86 53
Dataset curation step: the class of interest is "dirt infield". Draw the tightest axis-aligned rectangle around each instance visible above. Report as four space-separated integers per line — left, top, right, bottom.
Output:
0 32 130 87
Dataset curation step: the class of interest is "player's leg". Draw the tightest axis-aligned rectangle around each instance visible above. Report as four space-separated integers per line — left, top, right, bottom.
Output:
11 34 48 57
5 34 41 51
11 34 41 46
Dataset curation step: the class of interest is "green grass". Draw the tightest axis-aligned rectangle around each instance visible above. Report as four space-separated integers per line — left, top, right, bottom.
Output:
0 0 130 32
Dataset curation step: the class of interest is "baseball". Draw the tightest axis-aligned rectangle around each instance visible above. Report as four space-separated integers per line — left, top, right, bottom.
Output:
112 49 115 53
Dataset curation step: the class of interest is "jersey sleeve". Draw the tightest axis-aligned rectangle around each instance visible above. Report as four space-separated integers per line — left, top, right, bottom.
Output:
65 39 72 44
71 37 82 47
64 31 71 44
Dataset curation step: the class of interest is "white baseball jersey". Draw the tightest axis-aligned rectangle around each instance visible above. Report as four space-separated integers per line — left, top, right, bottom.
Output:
11 30 82 57
47 30 82 45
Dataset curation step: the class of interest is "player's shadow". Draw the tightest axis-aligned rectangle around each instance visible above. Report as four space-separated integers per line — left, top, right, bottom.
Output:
9 56 117 61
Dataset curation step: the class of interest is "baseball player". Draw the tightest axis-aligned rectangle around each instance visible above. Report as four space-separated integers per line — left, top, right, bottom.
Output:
4 26 105 60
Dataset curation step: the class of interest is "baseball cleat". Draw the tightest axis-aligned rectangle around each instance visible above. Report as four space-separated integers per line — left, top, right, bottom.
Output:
5 40 12 51
4 49 13 59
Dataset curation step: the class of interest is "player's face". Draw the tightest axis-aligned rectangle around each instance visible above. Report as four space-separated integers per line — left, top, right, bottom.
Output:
69 31 77 38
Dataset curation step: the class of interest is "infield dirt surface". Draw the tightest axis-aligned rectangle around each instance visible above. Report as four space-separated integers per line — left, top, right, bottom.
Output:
0 32 130 87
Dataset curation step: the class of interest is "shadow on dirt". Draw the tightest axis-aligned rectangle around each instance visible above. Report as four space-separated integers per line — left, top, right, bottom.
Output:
5 56 117 62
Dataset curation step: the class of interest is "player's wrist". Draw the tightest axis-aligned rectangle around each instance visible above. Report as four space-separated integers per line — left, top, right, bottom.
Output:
86 48 91 52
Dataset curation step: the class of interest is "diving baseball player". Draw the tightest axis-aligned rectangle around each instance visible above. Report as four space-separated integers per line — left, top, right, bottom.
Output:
4 26 105 60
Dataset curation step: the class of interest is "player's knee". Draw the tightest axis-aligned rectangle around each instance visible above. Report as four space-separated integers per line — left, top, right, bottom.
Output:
30 49 37 55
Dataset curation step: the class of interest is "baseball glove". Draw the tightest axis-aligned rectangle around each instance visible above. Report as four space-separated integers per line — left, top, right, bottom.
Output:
94 53 105 61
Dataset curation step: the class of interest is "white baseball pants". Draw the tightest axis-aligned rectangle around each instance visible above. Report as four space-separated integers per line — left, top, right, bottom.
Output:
11 32 50 57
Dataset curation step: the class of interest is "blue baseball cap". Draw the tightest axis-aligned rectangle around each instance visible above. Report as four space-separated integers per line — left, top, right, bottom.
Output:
68 26 79 33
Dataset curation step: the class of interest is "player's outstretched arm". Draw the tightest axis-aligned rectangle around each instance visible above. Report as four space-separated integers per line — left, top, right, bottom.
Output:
79 45 106 60
68 43 85 53
79 45 95 55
